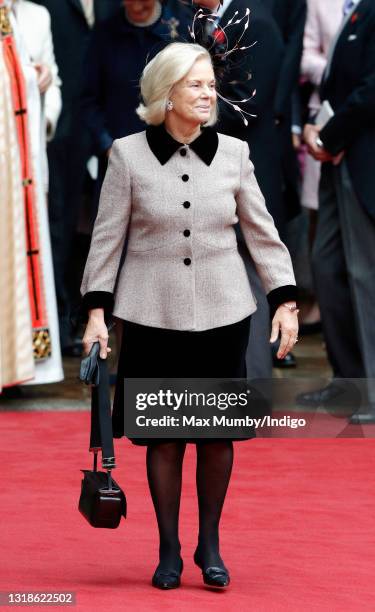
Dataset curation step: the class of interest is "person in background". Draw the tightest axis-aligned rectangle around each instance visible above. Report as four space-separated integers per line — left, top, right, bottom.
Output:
12 0 62 190
299 0 342 331
261 0 306 368
300 0 375 424
1 0 63 391
196 0 297 376
31 0 121 356
220 0 286 378
81 0 193 221
1 0 35 391
263 0 307 227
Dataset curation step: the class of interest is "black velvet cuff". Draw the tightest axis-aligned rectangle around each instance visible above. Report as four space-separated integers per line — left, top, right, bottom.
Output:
267 285 298 318
80 291 114 322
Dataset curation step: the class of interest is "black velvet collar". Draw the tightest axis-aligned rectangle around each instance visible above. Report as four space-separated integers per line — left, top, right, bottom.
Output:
146 123 219 166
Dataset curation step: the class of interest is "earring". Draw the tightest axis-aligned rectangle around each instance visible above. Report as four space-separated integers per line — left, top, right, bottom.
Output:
166 100 173 111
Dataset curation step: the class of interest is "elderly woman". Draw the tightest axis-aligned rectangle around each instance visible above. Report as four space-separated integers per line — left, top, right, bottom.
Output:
81 42 298 590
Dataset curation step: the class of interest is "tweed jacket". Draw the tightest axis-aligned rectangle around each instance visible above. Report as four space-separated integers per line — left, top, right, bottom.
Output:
81 125 297 331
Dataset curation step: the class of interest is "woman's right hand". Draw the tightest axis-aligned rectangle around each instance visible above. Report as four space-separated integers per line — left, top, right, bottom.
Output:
82 309 111 359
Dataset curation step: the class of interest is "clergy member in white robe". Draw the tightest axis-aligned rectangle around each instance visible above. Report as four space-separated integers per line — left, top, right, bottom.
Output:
0 0 35 389
0 1 63 389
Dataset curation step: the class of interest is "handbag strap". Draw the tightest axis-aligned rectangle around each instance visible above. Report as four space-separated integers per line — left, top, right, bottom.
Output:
88 346 116 470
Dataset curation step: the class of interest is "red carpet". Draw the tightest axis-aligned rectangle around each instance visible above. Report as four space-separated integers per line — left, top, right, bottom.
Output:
1 411 375 611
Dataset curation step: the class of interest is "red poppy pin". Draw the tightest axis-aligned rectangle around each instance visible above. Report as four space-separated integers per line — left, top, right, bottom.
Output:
213 28 226 45
351 12 359 23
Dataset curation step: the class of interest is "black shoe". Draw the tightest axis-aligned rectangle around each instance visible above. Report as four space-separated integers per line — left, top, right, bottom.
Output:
349 412 375 425
272 352 297 369
151 557 183 589
193 550 230 587
296 381 360 409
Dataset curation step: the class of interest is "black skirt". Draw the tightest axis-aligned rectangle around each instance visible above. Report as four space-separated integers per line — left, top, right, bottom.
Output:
112 316 254 445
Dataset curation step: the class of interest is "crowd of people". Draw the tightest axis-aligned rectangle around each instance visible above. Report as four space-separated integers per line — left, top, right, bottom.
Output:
1 0 375 423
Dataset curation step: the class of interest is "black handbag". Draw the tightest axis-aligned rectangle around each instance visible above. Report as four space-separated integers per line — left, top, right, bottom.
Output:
78 341 127 528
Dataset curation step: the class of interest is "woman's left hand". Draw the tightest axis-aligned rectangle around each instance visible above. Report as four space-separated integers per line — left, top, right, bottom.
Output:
270 303 299 359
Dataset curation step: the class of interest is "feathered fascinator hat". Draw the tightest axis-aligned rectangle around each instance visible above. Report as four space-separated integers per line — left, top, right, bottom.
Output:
188 5 257 126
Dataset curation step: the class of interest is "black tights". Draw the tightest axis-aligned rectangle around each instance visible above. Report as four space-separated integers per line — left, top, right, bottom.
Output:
146 440 234 572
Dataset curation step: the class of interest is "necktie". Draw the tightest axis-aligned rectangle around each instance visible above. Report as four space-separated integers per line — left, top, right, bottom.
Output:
342 0 355 16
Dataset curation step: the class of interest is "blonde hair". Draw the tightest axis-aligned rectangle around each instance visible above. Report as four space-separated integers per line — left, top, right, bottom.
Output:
136 42 217 126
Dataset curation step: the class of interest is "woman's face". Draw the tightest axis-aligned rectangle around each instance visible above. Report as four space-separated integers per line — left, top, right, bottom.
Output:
123 0 156 23
169 58 217 126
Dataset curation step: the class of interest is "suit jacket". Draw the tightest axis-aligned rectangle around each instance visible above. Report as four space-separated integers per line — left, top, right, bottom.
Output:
14 0 62 137
216 0 285 232
263 0 307 119
81 125 296 331
319 0 375 219
263 0 307 221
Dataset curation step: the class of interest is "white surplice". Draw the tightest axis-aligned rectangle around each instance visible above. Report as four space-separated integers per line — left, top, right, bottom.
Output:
10 12 63 385
0 29 35 389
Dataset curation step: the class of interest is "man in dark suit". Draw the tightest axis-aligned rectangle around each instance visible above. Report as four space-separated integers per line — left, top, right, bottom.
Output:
199 0 285 377
31 0 121 354
301 0 375 422
263 0 307 222
209 0 306 375
263 0 307 127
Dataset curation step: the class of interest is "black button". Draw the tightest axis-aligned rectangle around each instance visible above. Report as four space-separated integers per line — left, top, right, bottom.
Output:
183 201 190 209
183 229 190 237
184 258 191 266
180 148 187 157
182 174 189 182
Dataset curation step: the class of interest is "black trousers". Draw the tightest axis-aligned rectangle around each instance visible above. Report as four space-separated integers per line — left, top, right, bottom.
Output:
312 162 375 403
112 316 252 443
47 117 91 347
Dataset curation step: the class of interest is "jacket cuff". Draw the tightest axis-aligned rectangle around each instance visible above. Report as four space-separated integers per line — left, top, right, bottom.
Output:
81 291 114 319
267 285 298 318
